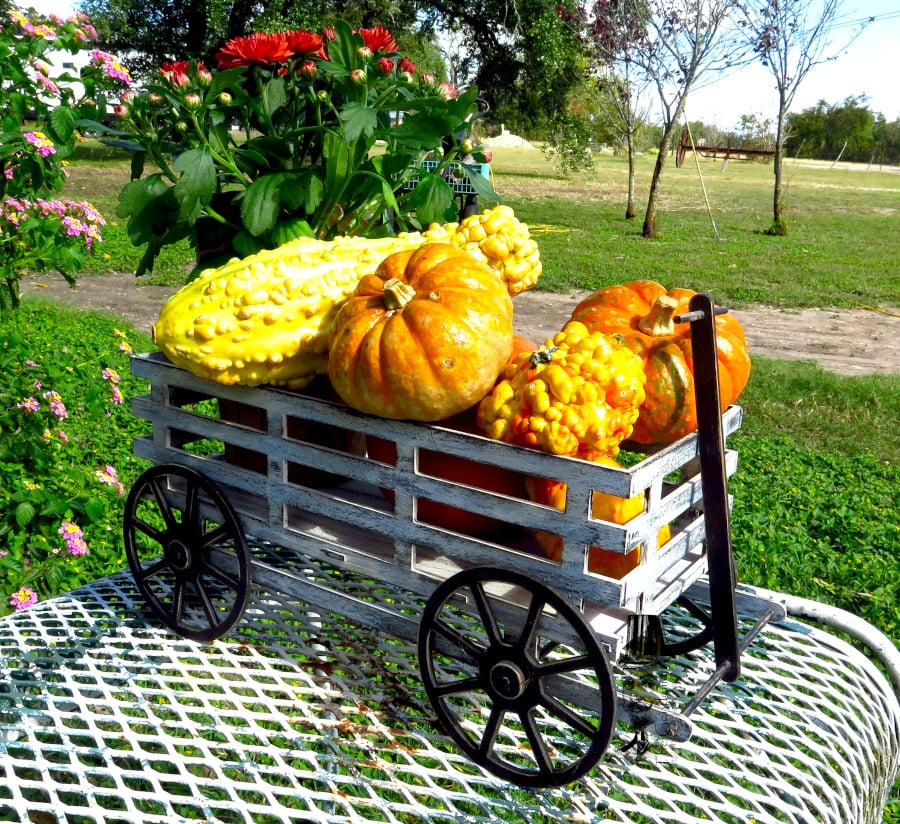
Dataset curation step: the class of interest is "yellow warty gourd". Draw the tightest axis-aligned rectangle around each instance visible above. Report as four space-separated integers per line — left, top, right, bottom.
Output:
153 206 540 389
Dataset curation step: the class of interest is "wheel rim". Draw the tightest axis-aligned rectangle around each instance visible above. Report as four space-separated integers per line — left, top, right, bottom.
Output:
123 463 250 642
418 567 616 787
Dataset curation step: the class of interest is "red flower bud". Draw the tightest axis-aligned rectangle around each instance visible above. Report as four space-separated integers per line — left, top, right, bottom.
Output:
299 60 316 78
398 57 416 75
350 68 366 84
218 91 233 105
184 93 202 110
377 57 394 75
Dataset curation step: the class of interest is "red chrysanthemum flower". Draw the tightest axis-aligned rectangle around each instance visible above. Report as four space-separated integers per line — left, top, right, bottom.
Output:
398 57 416 75
357 25 396 54
159 60 192 87
284 30 324 58
215 32 292 69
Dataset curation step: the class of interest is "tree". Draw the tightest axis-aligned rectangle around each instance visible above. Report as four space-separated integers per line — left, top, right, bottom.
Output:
574 0 654 219
77 0 425 80
736 0 870 234
614 0 749 238
421 0 587 136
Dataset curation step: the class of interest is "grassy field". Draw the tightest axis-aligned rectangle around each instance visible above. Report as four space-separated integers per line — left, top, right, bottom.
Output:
6 143 900 819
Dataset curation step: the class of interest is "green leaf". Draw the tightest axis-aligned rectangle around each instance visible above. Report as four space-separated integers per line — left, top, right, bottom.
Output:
173 147 216 223
48 105 75 146
263 76 287 118
406 174 457 225
339 102 378 142
323 130 353 200
241 173 289 236
14 502 34 528
84 497 106 522
280 170 324 214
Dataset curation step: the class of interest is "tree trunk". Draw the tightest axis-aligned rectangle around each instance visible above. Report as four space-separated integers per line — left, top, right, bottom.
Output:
772 98 788 233
626 131 636 220
642 116 680 238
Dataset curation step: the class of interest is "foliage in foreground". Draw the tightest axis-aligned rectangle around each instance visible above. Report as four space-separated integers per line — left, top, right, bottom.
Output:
0 302 152 613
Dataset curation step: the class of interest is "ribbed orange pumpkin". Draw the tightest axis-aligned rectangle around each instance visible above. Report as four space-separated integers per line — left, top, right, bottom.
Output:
328 244 514 421
570 280 751 444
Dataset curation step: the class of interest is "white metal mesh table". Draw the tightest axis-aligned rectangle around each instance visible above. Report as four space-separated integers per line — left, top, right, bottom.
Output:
1 555 898 824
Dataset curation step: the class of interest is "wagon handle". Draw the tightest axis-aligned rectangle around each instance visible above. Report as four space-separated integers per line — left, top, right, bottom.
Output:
676 295 740 684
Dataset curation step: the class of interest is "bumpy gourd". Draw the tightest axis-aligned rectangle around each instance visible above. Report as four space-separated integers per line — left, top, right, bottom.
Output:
153 207 540 389
526 455 672 578
477 321 646 458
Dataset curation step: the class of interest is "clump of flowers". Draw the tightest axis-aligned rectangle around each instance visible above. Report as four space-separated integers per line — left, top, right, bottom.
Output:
0 325 137 614
109 20 494 274
0 10 131 309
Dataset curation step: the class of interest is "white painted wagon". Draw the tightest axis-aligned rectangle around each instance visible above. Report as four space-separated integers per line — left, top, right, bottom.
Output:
123 294 785 787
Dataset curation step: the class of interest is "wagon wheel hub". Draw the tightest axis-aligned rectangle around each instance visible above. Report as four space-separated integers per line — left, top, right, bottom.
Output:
489 659 528 701
164 536 194 574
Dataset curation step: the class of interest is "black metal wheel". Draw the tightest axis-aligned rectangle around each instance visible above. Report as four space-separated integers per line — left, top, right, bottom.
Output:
418 567 616 787
123 463 251 642
628 595 715 658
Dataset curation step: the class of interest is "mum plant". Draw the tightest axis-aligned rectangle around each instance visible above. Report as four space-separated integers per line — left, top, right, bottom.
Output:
110 20 496 275
0 10 131 309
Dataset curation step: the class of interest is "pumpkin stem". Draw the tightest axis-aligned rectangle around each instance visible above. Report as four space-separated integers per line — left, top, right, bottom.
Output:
530 344 558 366
637 295 679 336
382 277 416 311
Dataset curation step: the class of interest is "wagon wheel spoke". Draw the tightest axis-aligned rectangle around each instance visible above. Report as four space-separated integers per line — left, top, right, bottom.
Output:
519 710 554 775
470 582 503 648
133 555 172 585
516 592 545 653
431 675 484 698
477 704 505 759
430 615 487 662
148 477 178 531
129 515 167 546
534 653 593 678
539 692 602 739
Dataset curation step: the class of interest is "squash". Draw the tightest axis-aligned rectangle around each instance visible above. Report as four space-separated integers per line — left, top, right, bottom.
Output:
152 206 540 389
364 334 537 535
328 244 514 421
570 280 751 444
477 321 646 458
367 407 529 536
526 455 671 578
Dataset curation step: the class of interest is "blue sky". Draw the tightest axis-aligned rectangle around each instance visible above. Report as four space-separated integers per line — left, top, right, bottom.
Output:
23 0 900 128
687 2 900 128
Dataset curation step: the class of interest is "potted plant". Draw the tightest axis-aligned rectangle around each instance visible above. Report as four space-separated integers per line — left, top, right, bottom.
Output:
108 20 496 276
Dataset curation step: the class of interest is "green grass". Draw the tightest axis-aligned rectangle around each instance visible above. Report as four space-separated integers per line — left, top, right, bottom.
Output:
492 149 899 308
5 142 900 820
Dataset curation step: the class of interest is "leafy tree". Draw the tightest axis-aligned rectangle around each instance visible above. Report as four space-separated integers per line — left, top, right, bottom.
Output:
573 0 654 219
735 0 870 235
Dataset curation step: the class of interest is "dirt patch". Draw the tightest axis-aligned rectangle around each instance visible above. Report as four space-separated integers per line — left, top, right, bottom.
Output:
19 271 899 377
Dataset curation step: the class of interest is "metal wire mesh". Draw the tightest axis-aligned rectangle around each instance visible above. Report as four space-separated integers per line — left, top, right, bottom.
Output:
0 557 897 824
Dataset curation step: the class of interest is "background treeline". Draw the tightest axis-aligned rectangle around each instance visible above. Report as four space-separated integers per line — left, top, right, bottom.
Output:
9 0 898 165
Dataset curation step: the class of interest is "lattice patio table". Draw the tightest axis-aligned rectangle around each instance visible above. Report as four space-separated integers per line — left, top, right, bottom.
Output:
0 566 897 824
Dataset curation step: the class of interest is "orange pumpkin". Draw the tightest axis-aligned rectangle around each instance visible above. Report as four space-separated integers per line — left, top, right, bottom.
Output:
366 335 537 535
527 455 672 578
367 406 529 536
328 244 514 421
570 280 751 444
